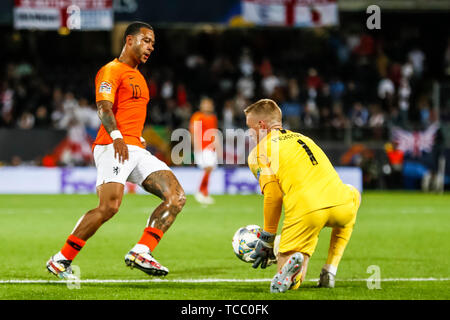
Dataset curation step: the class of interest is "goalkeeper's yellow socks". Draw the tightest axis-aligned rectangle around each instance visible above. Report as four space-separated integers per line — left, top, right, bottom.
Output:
326 226 353 268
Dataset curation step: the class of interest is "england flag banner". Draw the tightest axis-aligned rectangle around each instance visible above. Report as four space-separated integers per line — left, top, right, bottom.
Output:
242 0 339 27
14 0 113 31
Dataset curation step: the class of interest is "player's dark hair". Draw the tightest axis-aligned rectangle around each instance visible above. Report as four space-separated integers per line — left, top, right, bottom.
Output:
123 21 153 44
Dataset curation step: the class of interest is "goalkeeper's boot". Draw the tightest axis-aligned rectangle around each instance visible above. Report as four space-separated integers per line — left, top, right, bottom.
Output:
317 268 335 288
270 252 303 293
46 255 77 280
125 250 169 276
289 272 303 290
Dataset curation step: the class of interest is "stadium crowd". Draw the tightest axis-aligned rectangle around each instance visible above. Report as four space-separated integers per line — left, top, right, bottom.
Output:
0 27 449 173
2 28 448 130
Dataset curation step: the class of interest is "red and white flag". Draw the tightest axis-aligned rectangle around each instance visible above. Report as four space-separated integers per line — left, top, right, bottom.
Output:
14 0 113 30
242 0 339 27
391 123 440 158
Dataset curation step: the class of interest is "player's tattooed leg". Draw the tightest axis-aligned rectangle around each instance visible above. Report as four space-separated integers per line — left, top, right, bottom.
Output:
142 170 186 233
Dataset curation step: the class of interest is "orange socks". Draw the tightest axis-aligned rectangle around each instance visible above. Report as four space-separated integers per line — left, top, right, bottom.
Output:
61 234 86 261
138 227 164 252
199 170 211 196
59 228 163 262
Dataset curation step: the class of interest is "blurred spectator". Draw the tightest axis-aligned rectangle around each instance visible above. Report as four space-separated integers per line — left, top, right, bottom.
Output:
319 107 332 128
301 100 319 128
346 32 361 53
398 78 411 122
74 98 100 139
342 81 363 116
376 47 389 78
176 83 188 106
14 60 33 79
237 75 255 99
378 77 395 111
281 78 302 129
17 111 35 129
34 105 51 128
305 67 323 91
10 155 23 166
161 80 174 99
329 78 345 102
383 142 404 189
417 95 432 126
402 61 414 81
368 104 385 128
0 81 14 127
239 48 254 77
259 57 273 78
408 47 425 78
389 62 403 87
174 102 193 129
222 99 235 130
62 92 78 114
350 102 369 128
232 92 250 127
331 102 349 129
354 33 375 57
317 83 333 109
261 71 280 97
50 88 65 129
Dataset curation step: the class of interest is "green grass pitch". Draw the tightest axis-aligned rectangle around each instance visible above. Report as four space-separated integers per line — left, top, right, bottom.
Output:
0 192 449 300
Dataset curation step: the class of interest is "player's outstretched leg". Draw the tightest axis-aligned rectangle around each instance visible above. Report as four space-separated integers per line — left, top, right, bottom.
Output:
125 170 186 277
47 182 124 279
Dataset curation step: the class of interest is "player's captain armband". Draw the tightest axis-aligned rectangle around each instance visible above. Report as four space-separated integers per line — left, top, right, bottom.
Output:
99 81 112 94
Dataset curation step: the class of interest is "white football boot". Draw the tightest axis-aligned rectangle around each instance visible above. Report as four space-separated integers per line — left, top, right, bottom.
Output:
124 250 169 276
46 255 78 280
270 252 303 293
318 268 336 288
194 192 214 205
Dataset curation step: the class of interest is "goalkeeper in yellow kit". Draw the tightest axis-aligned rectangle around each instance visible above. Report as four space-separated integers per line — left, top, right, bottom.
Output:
245 99 361 293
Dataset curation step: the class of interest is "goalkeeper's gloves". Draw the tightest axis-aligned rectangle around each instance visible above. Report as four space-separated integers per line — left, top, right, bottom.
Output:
248 230 276 269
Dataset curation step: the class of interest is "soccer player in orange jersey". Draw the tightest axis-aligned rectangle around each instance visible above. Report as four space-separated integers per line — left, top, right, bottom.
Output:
46 22 186 279
189 97 219 205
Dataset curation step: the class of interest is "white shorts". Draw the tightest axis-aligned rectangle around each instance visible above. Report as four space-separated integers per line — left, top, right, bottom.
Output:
93 144 171 187
194 149 217 169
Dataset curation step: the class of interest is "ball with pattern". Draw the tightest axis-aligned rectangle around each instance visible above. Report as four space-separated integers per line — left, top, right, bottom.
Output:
232 224 261 263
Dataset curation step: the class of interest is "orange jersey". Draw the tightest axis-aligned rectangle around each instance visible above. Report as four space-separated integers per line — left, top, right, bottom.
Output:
189 111 218 150
93 58 150 149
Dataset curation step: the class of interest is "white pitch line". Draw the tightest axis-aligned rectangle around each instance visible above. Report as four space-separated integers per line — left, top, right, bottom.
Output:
0 278 449 284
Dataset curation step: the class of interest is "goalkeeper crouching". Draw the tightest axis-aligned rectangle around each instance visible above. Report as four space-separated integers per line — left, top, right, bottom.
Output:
244 99 361 293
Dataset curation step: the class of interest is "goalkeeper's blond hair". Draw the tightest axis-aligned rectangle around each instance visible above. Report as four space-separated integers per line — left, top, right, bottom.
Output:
244 99 282 126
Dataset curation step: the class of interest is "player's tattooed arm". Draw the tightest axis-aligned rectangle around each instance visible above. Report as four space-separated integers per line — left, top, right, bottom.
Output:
97 100 129 163
96 100 118 134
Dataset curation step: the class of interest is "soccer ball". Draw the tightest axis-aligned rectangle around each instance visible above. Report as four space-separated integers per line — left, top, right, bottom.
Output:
232 224 261 263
